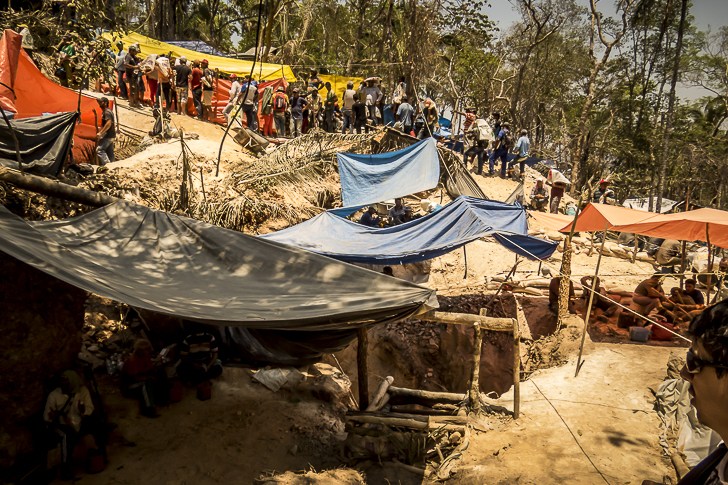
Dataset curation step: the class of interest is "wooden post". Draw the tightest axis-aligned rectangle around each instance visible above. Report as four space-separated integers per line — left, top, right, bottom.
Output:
511 303 521 419
558 195 584 326
357 327 370 410
469 315 483 413
575 227 607 377
706 223 713 303
0 167 117 207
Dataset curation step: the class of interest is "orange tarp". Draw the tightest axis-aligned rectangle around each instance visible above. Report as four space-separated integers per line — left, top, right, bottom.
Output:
611 208 728 249
0 29 21 113
558 203 654 233
0 29 113 163
528 211 575 233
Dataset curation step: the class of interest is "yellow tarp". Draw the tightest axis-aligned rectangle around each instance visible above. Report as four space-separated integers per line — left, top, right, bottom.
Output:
103 32 296 81
318 74 365 99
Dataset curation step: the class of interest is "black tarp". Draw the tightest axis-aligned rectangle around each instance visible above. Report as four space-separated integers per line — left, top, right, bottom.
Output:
0 201 437 364
0 111 77 176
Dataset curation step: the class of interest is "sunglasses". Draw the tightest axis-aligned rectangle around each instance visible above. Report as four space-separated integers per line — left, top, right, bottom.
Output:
685 348 728 374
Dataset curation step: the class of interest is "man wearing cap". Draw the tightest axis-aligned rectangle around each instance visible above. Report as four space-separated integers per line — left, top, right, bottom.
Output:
222 74 242 125
96 97 116 165
593 179 615 204
200 60 215 121
114 41 128 99
272 86 289 136
173 57 191 115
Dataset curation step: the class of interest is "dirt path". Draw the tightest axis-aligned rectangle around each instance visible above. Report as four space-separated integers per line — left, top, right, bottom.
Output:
454 342 677 484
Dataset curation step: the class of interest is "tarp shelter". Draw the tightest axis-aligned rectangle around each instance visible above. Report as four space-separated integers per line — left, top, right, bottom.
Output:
103 32 296 81
558 203 654 233
610 208 728 249
318 74 366 99
0 112 78 176
0 29 112 164
261 196 559 264
528 210 574 233
0 29 21 114
338 137 440 207
0 201 435 364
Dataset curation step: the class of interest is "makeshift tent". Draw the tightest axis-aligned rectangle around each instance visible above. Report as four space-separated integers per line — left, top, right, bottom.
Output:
528 210 574 233
104 32 296 81
558 202 654 233
338 137 440 207
0 112 78 176
0 29 21 114
0 29 112 164
261 196 558 264
0 201 436 364
610 208 728 249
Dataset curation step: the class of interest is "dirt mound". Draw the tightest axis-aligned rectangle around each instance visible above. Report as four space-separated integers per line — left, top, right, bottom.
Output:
256 468 365 484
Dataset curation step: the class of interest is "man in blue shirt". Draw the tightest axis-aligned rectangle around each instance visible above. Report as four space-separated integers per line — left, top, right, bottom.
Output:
359 206 380 227
512 129 530 178
489 122 511 177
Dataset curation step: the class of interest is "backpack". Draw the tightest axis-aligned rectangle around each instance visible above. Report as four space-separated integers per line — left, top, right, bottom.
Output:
274 94 286 111
473 119 493 142
502 129 513 149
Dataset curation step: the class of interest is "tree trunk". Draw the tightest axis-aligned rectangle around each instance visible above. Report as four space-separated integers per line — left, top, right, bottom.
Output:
656 0 688 212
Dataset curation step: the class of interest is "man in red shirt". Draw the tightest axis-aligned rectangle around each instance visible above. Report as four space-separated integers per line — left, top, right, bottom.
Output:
190 60 203 120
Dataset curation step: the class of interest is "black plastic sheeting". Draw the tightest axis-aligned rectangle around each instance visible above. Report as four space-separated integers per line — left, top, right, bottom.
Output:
0 201 436 364
0 111 78 176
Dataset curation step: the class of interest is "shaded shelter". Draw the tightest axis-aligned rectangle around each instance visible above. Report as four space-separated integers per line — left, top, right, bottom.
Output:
610 208 728 249
557 202 655 233
262 196 558 263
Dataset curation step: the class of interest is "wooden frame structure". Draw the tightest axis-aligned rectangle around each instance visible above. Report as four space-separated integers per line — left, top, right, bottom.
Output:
357 309 521 419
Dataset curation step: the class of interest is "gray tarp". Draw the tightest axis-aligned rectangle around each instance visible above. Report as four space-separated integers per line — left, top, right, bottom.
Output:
0 111 77 176
0 201 436 330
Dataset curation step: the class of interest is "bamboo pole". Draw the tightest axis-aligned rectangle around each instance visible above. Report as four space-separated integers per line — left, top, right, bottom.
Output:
706 223 714 303
419 310 513 331
357 327 370 410
575 227 607 377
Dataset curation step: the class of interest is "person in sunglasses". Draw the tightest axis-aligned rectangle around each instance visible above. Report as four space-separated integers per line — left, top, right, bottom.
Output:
678 301 728 484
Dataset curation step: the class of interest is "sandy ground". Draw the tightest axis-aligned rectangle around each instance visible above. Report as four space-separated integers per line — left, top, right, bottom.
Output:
53 119 687 484
455 343 677 485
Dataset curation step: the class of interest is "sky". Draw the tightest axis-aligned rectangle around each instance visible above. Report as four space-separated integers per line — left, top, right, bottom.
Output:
485 0 728 100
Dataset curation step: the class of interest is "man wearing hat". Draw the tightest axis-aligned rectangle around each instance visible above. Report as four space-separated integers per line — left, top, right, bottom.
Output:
173 56 191 115
114 41 128 99
222 74 242 125
272 85 289 136
123 45 141 107
593 179 615 204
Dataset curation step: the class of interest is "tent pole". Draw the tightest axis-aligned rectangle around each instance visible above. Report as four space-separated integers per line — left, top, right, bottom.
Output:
357 327 370 410
463 246 468 280
680 186 692 289
575 228 607 377
0 107 22 171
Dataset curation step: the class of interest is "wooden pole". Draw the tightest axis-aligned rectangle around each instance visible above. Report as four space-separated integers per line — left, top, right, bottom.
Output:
357 327 370 410
558 193 586 325
706 223 713 303
511 302 521 419
575 227 607 377
463 246 468 280
469 318 483 413
419 310 513 331
0 166 117 207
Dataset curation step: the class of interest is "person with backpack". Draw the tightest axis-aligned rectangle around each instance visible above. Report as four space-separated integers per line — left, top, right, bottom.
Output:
272 86 289 137
463 112 492 175
260 85 275 136
240 75 258 131
489 122 512 177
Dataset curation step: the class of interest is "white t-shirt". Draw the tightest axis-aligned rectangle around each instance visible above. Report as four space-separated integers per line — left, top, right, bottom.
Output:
43 386 94 432
343 89 356 110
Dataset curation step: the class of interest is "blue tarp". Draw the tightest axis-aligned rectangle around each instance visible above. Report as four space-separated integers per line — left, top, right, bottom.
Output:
337 137 440 207
261 196 558 264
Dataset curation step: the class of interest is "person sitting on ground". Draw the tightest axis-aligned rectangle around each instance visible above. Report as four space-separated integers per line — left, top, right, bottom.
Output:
684 278 706 306
44 370 99 479
658 287 703 324
530 179 549 211
673 301 728 484
631 274 667 317
178 325 223 387
388 198 412 225
592 179 615 204
359 206 380 227
122 339 163 418
655 239 682 270
549 276 577 314
580 276 621 320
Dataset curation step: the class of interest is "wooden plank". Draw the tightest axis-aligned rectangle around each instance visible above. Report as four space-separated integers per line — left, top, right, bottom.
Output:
419 310 514 332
